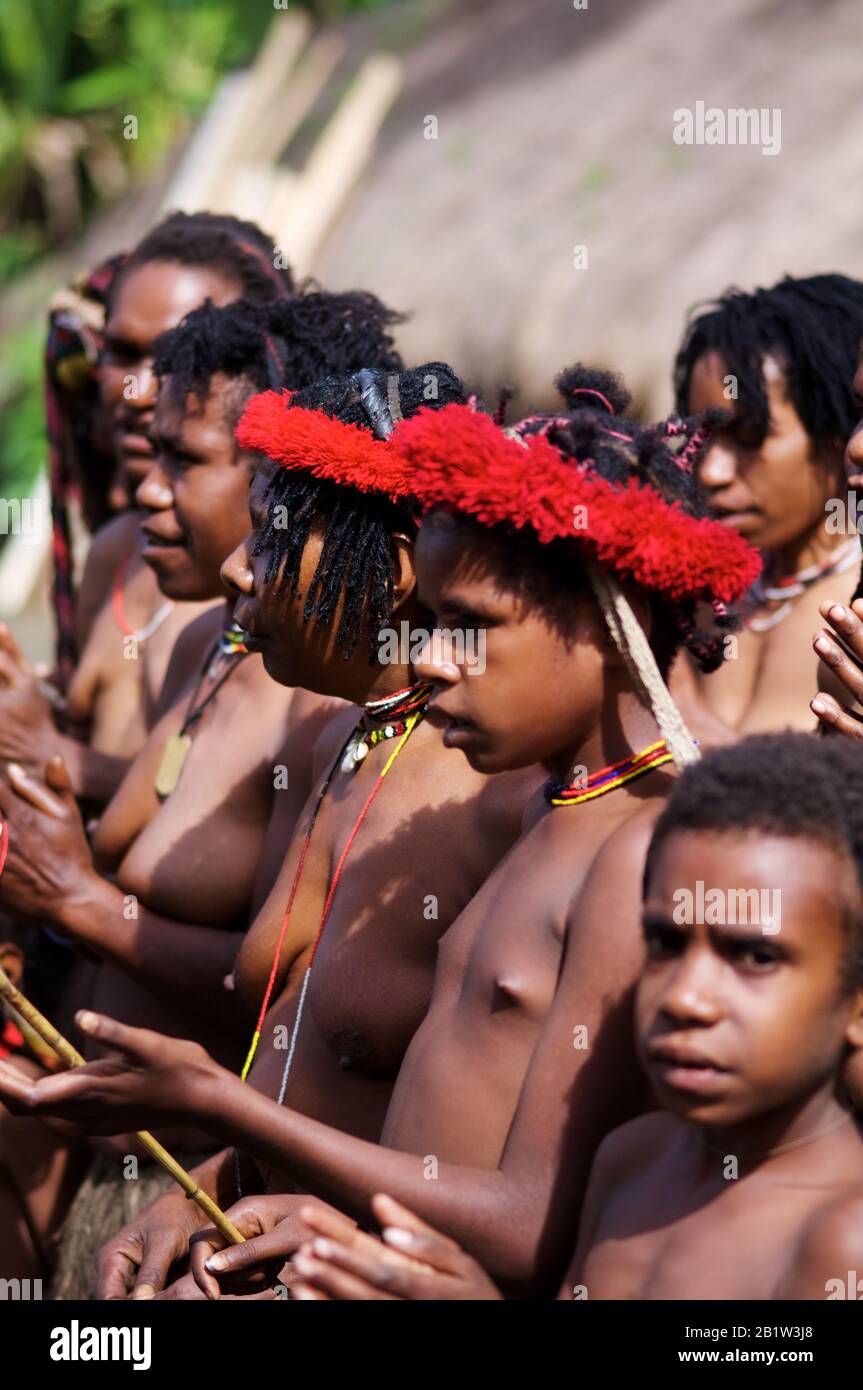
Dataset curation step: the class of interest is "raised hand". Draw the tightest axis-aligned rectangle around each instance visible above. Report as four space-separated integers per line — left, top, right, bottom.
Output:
812 599 863 739
0 1010 224 1133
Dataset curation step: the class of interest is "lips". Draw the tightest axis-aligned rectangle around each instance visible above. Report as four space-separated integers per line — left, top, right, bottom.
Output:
140 523 186 551
119 429 155 458
646 1039 729 1095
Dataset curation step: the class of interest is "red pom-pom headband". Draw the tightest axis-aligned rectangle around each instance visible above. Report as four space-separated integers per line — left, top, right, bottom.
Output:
391 405 761 605
235 389 413 502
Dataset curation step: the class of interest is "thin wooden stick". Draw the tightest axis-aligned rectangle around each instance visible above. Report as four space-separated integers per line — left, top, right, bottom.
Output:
0 963 245 1245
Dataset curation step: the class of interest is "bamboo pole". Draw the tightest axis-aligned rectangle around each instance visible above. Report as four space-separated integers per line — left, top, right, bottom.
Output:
0 963 245 1246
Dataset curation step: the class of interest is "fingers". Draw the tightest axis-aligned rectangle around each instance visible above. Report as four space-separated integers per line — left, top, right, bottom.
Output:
98 1249 138 1300
74 1009 162 1061
5 762 68 819
296 1203 359 1246
44 755 75 799
292 1245 398 1301
189 1227 229 1300
0 1060 36 1112
202 1221 304 1278
372 1193 466 1275
0 623 25 667
811 692 863 741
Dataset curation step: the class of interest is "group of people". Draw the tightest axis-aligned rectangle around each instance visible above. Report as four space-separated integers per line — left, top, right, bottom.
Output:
1 210 863 1301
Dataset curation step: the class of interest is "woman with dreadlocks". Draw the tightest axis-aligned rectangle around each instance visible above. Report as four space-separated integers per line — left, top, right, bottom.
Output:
0 211 292 807
0 283 417 1295
673 273 863 734
4 368 759 1301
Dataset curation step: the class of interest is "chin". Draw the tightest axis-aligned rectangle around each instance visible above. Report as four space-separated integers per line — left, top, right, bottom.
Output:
261 646 295 688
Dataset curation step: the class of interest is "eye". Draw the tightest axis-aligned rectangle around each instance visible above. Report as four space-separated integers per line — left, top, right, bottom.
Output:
732 941 780 971
643 923 683 959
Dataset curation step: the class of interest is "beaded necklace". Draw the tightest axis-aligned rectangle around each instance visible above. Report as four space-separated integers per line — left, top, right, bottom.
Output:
340 682 433 771
747 535 860 633
545 738 673 807
112 553 174 644
239 681 432 1083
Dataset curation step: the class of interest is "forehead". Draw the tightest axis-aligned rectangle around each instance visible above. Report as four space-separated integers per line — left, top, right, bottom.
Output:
689 348 791 411
107 260 240 343
649 827 854 935
155 372 235 444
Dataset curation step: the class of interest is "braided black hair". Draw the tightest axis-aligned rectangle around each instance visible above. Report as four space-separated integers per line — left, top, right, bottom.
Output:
643 732 863 990
153 288 404 425
255 364 469 662
446 363 730 675
673 274 863 468
112 210 292 307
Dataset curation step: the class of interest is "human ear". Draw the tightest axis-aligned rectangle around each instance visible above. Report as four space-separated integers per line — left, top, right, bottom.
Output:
389 533 418 613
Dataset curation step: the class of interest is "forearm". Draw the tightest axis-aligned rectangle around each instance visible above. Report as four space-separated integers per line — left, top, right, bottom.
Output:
58 876 242 1023
199 1080 550 1292
57 733 130 806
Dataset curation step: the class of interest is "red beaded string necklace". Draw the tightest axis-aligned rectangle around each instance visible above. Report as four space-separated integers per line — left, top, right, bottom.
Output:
239 681 433 1081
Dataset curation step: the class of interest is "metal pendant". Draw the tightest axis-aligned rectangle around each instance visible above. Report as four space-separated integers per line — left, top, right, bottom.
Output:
154 733 193 798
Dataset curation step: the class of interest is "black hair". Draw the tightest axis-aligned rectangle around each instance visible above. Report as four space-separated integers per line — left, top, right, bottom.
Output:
673 273 863 469
153 288 404 426
256 364 469 661
430 363 728 675
644 732 863 990
111 210 292 309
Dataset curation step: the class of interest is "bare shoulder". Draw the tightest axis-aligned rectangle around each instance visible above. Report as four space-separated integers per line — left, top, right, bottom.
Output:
77 511 142 638
311 703 360 779
797 1188 863 1267
80 510 141 588
591 1109 679 1182
477 764 545 839
781 1185 863 1298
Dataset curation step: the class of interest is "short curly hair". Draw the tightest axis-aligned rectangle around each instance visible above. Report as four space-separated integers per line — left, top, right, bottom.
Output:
643 731 863 990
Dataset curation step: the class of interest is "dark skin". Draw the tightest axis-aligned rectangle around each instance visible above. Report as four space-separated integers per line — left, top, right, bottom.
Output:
686 350 854 734
0 261 240 795
0 471 538 1299
2 512 681 1299
280 833 863 1302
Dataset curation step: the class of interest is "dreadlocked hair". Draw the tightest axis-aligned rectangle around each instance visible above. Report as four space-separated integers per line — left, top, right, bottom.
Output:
502 363 733 674
111 211 292 307
154 288 405 425
255 363 469 662
673 274 863 468
644 732 863 990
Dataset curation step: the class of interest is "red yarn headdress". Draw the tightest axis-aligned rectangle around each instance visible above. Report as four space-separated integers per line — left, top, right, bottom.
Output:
390 404 761 606
236 388 412 502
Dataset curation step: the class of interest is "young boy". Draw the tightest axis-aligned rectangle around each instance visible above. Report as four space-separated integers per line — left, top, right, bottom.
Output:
674 273 863 735
283 733 863 1302
3 369 760 1298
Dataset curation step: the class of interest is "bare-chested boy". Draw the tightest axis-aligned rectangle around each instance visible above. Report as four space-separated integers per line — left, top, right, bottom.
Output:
6 368 760 1298
674 274 863 735
0 287 405 1286
289 734 863 1301
0 213 291 804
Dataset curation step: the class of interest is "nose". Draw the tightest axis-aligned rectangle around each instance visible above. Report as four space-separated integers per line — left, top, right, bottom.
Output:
221 535 254 597
135 459 173 512
130 357 157 410
657 948 723 1029
412 629 461 686
845 421 863 480
697 437 739 492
